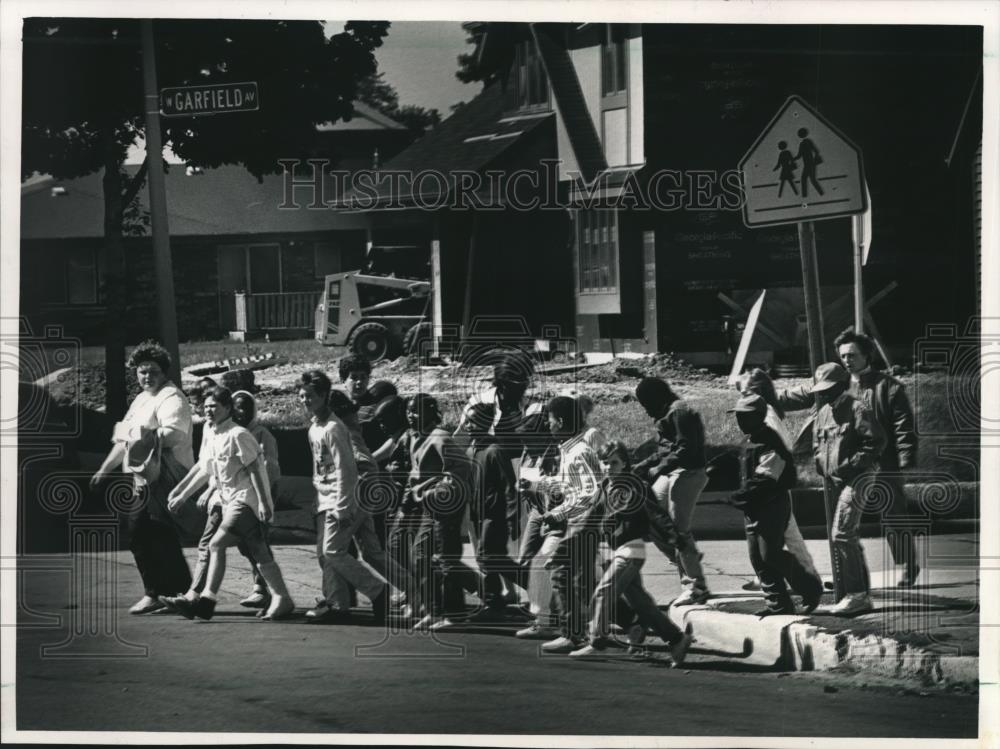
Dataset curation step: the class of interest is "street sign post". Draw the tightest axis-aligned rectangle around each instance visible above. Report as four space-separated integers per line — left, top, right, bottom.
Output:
740 96 870 604
160 81 259 117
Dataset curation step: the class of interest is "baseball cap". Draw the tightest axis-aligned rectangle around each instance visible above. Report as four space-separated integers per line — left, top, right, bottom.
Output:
811 362 850 393
727 394 767 416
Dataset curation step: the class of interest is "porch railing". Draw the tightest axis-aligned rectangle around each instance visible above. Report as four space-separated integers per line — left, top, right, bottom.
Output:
232 292 320 332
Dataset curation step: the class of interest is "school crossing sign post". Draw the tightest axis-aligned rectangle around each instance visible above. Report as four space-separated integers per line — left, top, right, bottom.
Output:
740 96 868 604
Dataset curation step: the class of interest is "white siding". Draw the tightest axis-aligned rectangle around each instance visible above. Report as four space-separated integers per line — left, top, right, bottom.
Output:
603 108 628 167
628 34 645 166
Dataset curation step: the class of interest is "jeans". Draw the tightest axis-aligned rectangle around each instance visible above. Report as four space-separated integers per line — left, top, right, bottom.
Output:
412 510 481 618
547 531 600 642
652 468 708 591
589 555 683 645
831 481 871 596
515 509 546 592
316 510 386 609
744 493 823 611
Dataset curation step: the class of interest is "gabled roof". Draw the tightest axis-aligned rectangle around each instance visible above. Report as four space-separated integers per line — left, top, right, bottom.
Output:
20 164 361 240
317 100 407 132
338 81 555 209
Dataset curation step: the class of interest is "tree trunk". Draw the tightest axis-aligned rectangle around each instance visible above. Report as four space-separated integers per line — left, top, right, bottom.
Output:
101 130 128 421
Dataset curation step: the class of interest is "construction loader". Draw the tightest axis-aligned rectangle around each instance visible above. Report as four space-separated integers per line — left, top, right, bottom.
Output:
314 271 431 362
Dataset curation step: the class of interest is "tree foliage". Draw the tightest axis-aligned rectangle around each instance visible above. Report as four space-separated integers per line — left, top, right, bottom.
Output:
356 71 441 138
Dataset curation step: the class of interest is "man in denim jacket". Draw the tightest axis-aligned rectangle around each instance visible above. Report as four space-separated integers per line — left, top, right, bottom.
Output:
809 363 886 617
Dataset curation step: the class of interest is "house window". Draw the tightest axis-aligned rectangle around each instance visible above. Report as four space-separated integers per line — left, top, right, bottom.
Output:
66 251 98 304
217 243 282 294
577 209 619 294
514 39 548 110
601 25 627 97
40 247 99 305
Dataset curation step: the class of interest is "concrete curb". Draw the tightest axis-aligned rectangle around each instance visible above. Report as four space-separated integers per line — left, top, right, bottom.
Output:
668 596 979 687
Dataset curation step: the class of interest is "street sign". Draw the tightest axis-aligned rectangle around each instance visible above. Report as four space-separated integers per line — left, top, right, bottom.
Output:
740 96 867 227
160 81 259 117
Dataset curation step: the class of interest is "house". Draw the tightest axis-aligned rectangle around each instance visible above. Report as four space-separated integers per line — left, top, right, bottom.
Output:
19 102 413 343
382 23 982 367
530 22 983 365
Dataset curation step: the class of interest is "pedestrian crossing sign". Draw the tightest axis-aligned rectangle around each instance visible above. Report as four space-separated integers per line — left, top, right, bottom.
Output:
739 96 867 227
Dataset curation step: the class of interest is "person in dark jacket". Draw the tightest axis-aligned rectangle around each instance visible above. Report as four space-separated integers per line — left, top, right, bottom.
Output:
808 363 886 617
633 377 711 605
569 441 694 665
407 394 483 631
777 330 919 588
728 395 824 616
464 402 522 620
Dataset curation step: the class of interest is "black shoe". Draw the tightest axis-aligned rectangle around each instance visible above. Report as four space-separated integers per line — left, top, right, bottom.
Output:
466 606 506 624
800 587 823 614
173 596 216 621
754 606 794 617
306 608 353 625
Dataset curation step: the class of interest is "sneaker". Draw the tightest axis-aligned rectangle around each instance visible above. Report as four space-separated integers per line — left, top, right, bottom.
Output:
814 593 874 617
897 564 921 588
515 623 560 640
569 643 607 659
412 614 440 631
608 623 626 635
159 595 187 612
129 595 166 615
741 578 762 591
305 599 331 620
390 591 407 608
429 617 462 631
261 596 295 621
240 590 270 609
669 632 694 667
305 607 353 625
673 588 710 606
541 636 579 654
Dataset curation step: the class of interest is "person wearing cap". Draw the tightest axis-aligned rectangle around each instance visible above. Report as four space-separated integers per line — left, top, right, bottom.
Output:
727 394 824 616
809 362 886 616
632 377 711 606
90 340 196 615
298 370 389 626
735 369 821 589
775 331 919 588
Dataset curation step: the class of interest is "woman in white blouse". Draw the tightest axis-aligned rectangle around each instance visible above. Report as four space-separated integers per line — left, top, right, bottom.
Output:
90 341 196 615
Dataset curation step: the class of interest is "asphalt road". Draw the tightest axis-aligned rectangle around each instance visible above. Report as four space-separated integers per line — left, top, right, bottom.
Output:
15 569 977 739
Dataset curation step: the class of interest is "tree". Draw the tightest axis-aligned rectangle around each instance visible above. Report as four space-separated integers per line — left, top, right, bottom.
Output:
356 71 441 138
21 19 389 418
455 21 513 85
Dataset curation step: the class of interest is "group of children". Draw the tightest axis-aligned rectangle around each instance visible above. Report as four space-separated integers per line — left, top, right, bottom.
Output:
155 333 904 663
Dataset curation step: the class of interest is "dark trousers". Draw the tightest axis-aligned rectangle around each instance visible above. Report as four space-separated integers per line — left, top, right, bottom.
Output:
128 495 192 598
744 492 823 611
412 511 481 618
476 510 520 609
882 476 916 568
549 531 600 642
